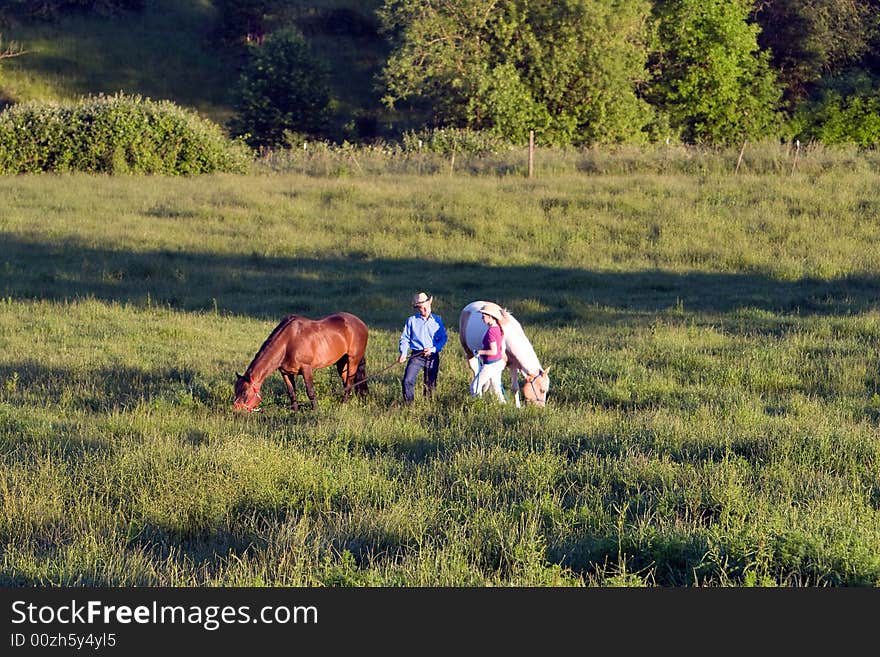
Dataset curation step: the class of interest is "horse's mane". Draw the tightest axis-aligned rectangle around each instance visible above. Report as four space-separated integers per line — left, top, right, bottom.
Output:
247 314 300 371
499 312 542 373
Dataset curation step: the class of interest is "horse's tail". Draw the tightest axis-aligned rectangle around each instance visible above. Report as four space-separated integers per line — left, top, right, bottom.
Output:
355 355 368 395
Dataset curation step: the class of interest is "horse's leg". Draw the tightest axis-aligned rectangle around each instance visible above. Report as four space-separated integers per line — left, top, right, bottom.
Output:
336 356 351 401
342 354 366 401
281 371 299 411
510 366 522 408
337 355 362 402
301 366 317 409
354 355 367 398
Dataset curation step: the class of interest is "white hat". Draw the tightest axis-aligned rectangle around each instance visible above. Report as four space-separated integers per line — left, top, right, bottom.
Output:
412 292 433 307
480 302 504 321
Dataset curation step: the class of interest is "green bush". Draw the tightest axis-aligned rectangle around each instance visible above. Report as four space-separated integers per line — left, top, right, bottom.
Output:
648 0 783 145
0 94 252 174
791 74 880 147
229 28 332 149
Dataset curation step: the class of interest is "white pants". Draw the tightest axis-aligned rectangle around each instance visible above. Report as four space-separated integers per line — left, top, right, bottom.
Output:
470 359 507 403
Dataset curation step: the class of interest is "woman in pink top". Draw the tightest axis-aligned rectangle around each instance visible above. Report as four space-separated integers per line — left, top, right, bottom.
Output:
470 302 507 403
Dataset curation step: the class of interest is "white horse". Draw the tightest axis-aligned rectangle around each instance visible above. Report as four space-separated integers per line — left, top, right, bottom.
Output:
458 301 551 407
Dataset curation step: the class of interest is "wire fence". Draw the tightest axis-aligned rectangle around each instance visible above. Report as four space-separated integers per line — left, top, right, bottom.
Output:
253 139 880 178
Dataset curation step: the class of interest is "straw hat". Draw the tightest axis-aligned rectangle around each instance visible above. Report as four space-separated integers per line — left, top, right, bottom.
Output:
412 292 433 307
480 302 504 322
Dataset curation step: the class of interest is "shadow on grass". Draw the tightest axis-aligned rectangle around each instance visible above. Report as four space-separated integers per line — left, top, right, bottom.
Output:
0 359 371 424
4 236 880 332
0 360 207 412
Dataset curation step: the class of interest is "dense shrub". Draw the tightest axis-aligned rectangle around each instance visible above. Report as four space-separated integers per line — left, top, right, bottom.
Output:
229 28 332 149
790 74 880 147
647 0 783 145
0 94 252 174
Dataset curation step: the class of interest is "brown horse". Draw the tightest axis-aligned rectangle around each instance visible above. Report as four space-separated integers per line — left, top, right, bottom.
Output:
233 312 368 412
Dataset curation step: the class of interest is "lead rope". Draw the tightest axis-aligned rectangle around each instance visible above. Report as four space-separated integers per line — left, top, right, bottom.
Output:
349 352 417 389
525 371 543 402
241 353 435 411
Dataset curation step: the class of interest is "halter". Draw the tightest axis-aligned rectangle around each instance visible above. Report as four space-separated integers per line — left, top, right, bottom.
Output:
233 382 262 412
523 370 546 404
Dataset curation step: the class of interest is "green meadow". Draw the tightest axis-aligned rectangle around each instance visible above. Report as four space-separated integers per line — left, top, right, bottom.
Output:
2 165 880 586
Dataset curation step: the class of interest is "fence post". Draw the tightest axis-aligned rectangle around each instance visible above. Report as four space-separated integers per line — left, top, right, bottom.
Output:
528 130 534 178
735 140 746 174
791 139 800 175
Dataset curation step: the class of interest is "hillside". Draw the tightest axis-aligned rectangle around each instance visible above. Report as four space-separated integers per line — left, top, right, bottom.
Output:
0 0 398 139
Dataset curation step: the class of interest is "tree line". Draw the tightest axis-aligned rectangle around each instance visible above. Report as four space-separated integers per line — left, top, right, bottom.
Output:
375 0 880 147
2 0 879 149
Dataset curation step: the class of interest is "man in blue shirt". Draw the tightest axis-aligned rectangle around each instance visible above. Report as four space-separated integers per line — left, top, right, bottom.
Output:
398 291 448 402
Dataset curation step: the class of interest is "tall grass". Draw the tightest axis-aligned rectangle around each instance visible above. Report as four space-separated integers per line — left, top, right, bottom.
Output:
2 164 880 586
258 140 880 179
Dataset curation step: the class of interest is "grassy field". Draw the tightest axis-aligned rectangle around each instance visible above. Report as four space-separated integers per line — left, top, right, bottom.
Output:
2 167 880 586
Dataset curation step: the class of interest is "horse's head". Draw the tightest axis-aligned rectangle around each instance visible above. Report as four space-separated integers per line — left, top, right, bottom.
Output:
233 372 262 412
522 366 551 407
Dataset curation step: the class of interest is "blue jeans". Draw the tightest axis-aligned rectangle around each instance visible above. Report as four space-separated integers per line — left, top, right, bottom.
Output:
402 353 440 402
